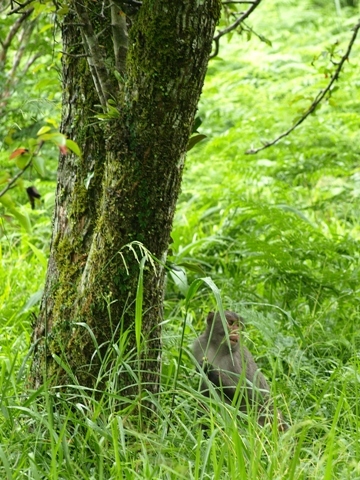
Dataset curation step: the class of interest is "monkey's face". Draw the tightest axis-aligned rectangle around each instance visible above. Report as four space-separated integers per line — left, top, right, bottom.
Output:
227 314 240 345
206 311 242 346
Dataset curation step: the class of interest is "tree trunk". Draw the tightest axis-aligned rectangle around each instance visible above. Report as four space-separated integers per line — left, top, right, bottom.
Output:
30 0 221 404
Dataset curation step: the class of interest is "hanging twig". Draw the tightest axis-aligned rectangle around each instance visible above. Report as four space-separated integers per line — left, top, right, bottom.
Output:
246 19 360 154
210 0 263 59
0 161 32 198
0 142 44 199
7 0 33 14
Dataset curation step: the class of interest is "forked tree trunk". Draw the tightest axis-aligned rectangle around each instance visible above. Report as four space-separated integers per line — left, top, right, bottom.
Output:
30 1 221 402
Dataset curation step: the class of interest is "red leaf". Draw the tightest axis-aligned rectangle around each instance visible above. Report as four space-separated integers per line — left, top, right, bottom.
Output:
10 148 29 159
59 145 68 155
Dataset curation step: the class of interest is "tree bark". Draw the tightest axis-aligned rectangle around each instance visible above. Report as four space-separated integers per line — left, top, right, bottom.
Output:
30 0 221 405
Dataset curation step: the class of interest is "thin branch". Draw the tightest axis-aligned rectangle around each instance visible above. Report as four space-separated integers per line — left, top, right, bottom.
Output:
7 0 33 15
8 19 36 80
0 160 33 198
246 19 360 154
73 0 112 109
0 142 44 199
0 14 37 117
20 52 42 77
59 51 89 58
111 2 128 76
210 0 262 59
0 2 11 14
0 8 32 64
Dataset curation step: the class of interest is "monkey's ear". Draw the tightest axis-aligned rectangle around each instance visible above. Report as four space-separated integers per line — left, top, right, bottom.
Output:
206 312 214 324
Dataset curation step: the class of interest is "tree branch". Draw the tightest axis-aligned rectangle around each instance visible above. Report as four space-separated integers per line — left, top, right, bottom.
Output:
7 0 33 14
59 51 89 58
111 3 128 76
73 0 112 109
8 19 36 80
20 53 42 77
0 8 32 64
0 1 11 14
210 0 262 59
0 142 44 199
0 161 32 198
246 19 360 154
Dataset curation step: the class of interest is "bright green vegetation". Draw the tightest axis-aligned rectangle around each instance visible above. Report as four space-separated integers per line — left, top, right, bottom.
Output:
1 0 360 478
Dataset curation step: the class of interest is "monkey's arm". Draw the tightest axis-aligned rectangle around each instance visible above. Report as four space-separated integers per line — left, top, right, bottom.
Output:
200 360 239 402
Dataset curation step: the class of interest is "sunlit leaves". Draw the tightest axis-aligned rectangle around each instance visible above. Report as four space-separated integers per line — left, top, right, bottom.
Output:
0 194 31 232
36 126 51 136
32 156 46 177
1 128 81 229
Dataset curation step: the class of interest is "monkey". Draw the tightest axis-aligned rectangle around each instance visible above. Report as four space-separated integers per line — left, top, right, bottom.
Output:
192 311 288 431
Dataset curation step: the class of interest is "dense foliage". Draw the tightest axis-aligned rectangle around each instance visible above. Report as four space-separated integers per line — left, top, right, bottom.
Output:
1 0 360 478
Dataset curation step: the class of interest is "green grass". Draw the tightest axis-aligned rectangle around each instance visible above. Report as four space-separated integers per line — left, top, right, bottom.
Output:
2 0 360 478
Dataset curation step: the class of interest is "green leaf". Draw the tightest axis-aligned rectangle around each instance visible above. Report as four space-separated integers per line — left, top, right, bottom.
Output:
12 210 31 232
185 278 202 307
37 126 51 136
26 241 48 268
258 34 272 46
135 256 146 354
187 134 207 151
38 24 54 34
66 139 82 157
84 172 94 190
192 116 202 133
176 261 206 276
0 195 31 231
0 171 10 185
32 156 46 177
15 156 31 170
114 70 124 82
20 289 43 314
0 193 15 209
169 266 189 295
38 132 66 145
56 6 69 15
13 209 31 232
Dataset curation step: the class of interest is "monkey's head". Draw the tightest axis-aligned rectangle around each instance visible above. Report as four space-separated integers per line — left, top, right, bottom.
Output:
206 311 244 346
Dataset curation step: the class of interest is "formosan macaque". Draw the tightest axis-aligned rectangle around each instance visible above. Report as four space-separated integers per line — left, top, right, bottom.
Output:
192 311 288 431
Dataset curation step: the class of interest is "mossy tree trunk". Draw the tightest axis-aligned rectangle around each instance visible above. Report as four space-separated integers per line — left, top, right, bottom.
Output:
30 0 221 403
